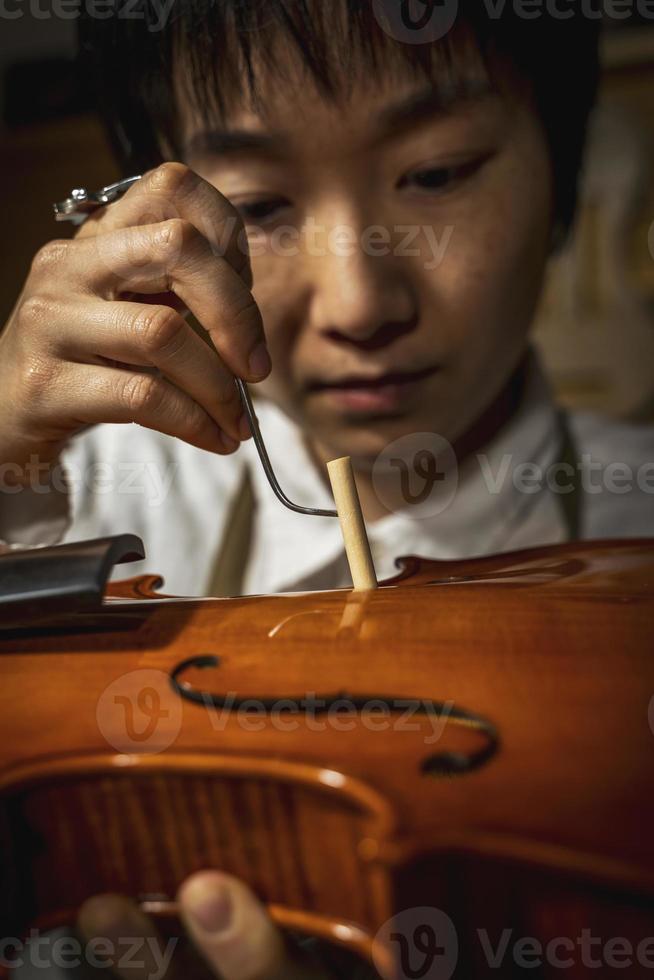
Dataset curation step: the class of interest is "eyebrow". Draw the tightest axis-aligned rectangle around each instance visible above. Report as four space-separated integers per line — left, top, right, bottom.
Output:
369 81 496 145
183 128 286 160
182 81 495 161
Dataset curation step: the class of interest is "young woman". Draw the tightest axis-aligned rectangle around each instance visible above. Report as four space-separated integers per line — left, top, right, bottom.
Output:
1 3 652 976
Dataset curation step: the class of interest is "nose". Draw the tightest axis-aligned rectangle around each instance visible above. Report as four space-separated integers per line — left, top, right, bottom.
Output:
305 220 419 349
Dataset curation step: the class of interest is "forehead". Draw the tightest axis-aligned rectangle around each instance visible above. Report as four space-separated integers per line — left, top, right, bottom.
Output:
175 32 507 162
173 15 507 149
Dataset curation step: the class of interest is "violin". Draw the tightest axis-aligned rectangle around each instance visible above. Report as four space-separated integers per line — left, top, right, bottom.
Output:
1 535 653 977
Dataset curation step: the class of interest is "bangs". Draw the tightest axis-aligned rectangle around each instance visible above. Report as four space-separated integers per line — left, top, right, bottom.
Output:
81 0 505 168
170 1 496 153
78 0 599 230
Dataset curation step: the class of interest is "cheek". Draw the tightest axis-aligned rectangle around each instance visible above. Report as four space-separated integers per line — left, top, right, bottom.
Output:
250 257 296 354
428 141 553 363
248 257 304 406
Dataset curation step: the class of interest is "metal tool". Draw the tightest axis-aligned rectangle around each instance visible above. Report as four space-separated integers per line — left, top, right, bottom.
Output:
54 175 143 225
53 175 337 518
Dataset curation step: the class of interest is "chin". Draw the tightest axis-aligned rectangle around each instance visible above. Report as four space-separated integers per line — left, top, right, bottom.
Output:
310 413 433 468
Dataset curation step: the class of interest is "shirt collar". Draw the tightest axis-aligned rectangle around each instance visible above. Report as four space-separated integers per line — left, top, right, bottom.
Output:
242 351 566 593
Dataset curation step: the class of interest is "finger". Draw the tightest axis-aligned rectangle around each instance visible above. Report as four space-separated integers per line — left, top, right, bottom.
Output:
122 290 190 318
76 163 252 288
77 221 271 384
77 894 180 980
46 363 239 455
50 299 249 443
178 871 334 980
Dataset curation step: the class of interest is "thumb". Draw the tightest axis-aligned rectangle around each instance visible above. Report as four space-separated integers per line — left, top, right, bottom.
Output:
177 871 333 980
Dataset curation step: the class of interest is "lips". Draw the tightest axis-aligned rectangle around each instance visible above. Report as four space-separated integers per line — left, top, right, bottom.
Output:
307 364 438 414
308 364 438 392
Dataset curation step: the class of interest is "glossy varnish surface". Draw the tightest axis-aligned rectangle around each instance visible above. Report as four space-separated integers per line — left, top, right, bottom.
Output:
0 539 653 970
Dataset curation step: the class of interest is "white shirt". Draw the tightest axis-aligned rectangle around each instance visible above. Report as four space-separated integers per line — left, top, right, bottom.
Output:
1 355 652 596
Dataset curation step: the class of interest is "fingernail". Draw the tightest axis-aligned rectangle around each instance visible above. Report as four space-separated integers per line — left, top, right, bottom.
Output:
248 342 272 379
238 411 252 441
186 884 232 934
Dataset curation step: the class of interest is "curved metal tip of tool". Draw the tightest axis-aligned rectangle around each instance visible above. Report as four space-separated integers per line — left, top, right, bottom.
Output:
235 379 337 518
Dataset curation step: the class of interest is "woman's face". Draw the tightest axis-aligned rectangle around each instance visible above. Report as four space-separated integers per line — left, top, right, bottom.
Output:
181 55 554 467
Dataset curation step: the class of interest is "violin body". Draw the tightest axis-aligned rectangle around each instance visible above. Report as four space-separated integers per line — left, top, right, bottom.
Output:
1 539 653 977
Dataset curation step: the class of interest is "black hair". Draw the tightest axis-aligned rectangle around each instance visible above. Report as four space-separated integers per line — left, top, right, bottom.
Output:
78 0 600 235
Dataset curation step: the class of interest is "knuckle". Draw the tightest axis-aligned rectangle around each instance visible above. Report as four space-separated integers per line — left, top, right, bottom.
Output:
181 401 209 436
153 217 200 255
134 306 185 356
30 239 71 277
226 293 261 334
233 247 253 288
120 373 162 416
212 212 251 279
18 294 52 330
21 354 57 405
146 162 195 198
206 197 244 242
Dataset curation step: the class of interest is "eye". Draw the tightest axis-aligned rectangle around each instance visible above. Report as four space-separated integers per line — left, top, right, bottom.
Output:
403 166 458 191
234 197 291 224
398 157 485 196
